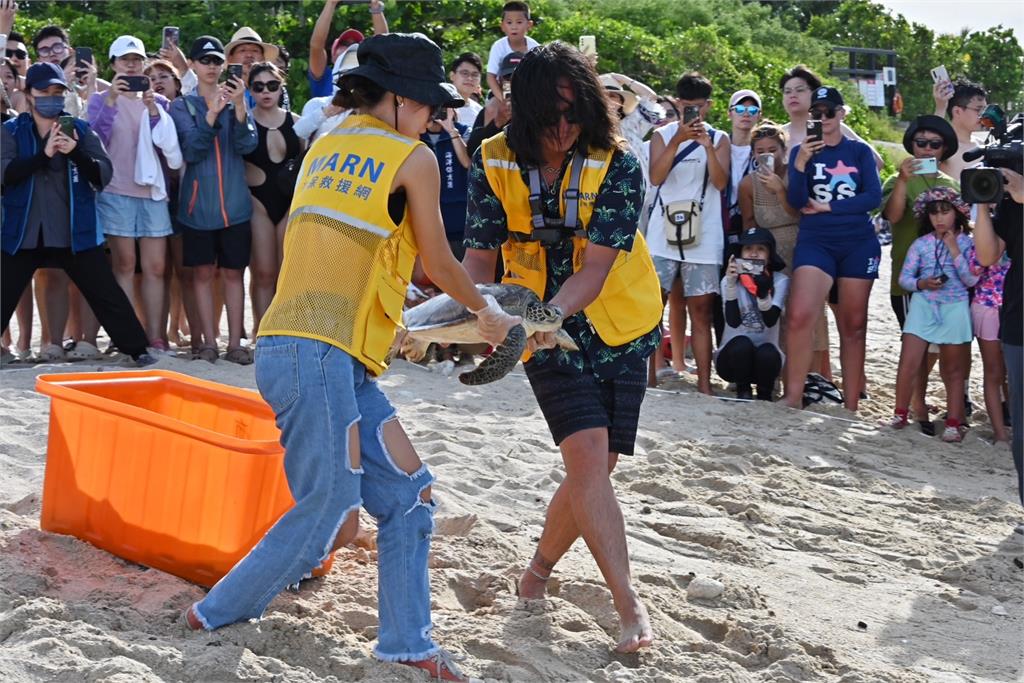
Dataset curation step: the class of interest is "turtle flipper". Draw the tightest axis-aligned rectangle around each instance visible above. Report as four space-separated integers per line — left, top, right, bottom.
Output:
458 324 527 385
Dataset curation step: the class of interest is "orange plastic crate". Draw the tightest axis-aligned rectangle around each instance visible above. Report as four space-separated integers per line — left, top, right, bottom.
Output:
36 369 333 587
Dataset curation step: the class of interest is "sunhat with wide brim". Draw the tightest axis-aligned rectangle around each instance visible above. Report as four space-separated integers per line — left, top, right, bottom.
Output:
224 27 279 64
903 114 958 161
343 33 464 107
599 74 639 115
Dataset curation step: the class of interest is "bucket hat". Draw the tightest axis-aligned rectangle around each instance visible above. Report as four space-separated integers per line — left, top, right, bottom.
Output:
733 226 786 272
344 33 463 107
903 114 958 161
912 186 970 220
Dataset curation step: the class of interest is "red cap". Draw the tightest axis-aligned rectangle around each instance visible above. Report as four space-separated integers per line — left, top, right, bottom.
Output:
331 28 365 56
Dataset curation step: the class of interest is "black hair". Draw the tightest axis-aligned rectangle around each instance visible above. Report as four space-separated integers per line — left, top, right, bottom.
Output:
675 72 712 101
779 64 822 92
335 73 388 110
248 61 283 87
8 31 25 45
502 1 530 19
917 203 971 237
276 45 290 70
505 41 617 168
656 96 678 118
450 51 483 75
33 25 69 52
946 78 987 118
749 120 787 150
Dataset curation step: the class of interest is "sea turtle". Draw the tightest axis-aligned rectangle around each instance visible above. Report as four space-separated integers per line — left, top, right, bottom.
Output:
399 283 578 385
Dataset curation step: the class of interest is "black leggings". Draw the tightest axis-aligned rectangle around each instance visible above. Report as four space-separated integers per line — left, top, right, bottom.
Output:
2 246 148 358
714 336 782 396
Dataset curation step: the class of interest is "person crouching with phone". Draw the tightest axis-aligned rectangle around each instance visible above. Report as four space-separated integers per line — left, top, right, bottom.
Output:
781 86 881 412
715 227 790 400
87 35 179 355
1 62 154 366
891 188 978 442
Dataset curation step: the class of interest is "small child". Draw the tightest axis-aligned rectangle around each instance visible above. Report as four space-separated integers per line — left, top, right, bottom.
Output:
486 1 538 103
891 187 979 442
966 242 1011 443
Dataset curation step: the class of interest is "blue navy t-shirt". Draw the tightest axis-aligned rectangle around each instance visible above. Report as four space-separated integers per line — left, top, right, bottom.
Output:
421 122 470 239
787 136 882 239
308 68 334 99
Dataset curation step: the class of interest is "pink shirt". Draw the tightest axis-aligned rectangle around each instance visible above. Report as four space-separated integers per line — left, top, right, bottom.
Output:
87 92 169 199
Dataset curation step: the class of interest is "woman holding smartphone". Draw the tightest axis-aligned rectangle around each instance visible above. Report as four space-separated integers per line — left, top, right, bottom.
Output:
781 87 882 412
738 121 799 272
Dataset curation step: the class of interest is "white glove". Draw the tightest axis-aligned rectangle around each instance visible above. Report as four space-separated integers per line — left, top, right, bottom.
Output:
471 294 522 347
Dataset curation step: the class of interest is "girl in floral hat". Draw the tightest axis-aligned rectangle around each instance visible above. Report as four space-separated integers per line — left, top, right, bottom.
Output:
891 187 978 442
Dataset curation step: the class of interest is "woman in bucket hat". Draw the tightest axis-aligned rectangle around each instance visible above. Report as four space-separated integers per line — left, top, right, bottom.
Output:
183 33 520 683
891 187 979 442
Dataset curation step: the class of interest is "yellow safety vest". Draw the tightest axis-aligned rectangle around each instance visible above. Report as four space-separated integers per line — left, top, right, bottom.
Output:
258 114 420 375
481 133 662 347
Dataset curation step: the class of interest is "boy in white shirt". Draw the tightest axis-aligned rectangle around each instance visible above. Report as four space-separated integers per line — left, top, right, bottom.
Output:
486 1 538 104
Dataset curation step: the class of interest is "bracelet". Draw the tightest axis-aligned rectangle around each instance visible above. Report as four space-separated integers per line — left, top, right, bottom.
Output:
369 7 384 14
449 134 463 142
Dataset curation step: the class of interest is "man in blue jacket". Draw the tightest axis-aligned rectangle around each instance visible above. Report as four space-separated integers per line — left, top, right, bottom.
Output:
169 36 258 364
1 62 152 365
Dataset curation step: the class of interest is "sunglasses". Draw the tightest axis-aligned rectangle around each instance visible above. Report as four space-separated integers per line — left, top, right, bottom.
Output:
913 138 943 150
6 48 27 60
251 80 281 93
809 106 838 119
541 108 580 127
197 55 225 66
732 104 760 115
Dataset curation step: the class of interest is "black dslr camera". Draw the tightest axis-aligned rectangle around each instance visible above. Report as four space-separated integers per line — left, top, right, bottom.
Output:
960 106 1023 204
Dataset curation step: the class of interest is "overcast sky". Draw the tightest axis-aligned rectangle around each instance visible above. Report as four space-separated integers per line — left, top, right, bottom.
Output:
873 0 1024 38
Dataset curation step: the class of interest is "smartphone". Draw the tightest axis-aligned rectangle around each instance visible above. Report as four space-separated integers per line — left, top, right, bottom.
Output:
58 115 75 137
806 119 823 142
226 63 244 83
683 105 700 124
913 157 938 174
578 35 596 58
756 153 775 175
162 26 180 51
121 75 150 92
735 258 766 275
936 273 949 284
74 47 93 67
930 64 950 84
501 80 511 100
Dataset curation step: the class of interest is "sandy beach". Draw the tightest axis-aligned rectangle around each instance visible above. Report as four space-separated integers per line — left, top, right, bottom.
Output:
1 248 1021 682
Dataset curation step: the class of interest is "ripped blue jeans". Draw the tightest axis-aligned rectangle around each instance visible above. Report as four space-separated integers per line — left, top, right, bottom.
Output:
192 336 439 662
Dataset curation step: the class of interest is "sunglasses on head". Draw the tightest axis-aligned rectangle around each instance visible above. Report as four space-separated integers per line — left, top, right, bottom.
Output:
913 138 943 150
809 106 838 119
197 55 224 66
732 104 760 115
6 48 27 60
251 80 281 93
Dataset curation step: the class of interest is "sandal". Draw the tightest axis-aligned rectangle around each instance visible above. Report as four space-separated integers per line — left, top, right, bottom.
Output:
67 341 102 360
195 345 218 363
224 346 253 365
918 420 936 437
38 343 66 362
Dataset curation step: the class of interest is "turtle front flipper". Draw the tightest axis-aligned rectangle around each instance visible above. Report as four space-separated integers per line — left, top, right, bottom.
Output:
458 324 527 385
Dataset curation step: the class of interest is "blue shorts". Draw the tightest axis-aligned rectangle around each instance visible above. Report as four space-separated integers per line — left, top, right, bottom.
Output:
97 193 173 239
793 231 880 280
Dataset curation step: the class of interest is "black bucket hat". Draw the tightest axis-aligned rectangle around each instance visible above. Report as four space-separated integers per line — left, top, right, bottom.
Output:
903 114 958 161
345 33 464 108
733 227 786 272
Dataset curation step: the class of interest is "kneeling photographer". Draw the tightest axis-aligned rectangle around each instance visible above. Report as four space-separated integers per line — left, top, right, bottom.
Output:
967 110 1023 509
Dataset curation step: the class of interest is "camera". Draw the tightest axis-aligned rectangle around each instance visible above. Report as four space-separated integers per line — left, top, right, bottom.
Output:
960 108 1022 204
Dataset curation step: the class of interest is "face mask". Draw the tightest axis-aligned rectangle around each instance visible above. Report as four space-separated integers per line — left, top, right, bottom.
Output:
33 95 65 119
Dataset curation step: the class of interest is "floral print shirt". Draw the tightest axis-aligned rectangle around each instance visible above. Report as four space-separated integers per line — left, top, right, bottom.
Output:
464 146 660 379
966 244 1011 309
898 232 979 304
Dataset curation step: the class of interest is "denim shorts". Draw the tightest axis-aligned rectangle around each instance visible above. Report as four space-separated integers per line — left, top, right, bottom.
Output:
652 255 720 296
97 192 173 238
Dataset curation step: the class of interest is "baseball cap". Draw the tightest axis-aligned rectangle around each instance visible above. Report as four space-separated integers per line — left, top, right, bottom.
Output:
729 89 761 109
332 28 365 56
109 35 147 60
810 86 844 108
189 36 226 61
25 62 67 91
499 51 524 79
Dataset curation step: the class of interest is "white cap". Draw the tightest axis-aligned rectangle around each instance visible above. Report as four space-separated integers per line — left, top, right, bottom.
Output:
109 35 146 60
330 44 360 94
729 89 761 109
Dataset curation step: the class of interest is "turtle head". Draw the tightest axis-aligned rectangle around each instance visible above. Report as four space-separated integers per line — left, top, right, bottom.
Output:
524 302 564 330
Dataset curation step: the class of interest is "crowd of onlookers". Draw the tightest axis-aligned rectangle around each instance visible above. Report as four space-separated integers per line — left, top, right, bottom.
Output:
1 1 1021 456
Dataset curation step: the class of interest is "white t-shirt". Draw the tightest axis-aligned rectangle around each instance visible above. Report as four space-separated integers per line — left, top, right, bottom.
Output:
729 143 752 209
486 36 540 75
456 99 483 132
648 121 726 265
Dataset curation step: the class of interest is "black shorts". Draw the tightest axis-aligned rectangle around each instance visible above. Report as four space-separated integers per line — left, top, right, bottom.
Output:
892 293 912 330
181 222 251 270
525 362 647 455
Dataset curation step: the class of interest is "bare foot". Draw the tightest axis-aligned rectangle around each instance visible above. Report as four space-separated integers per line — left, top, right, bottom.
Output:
517 556 553 600
781 396 803 409
614 592 654 653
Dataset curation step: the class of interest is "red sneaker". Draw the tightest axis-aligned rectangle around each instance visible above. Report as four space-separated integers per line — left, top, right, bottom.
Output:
399 650 479 682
